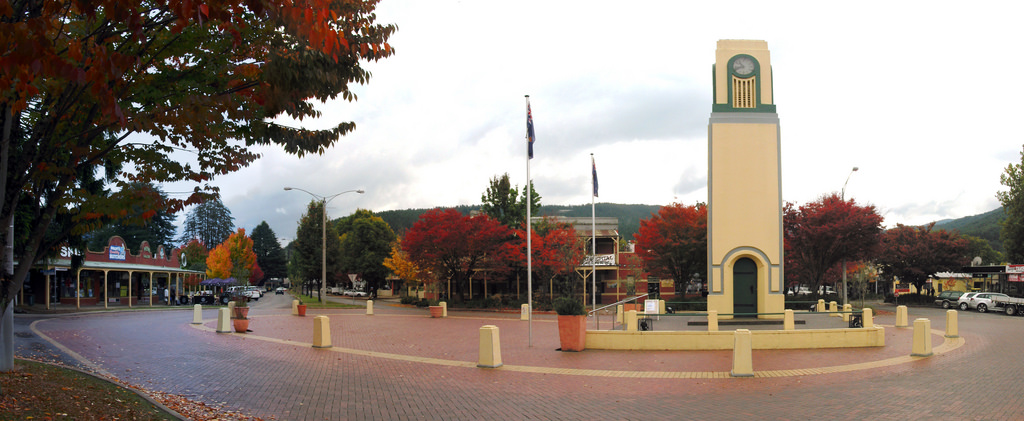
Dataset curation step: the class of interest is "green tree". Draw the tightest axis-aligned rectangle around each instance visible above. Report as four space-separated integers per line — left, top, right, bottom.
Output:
292 201 342 296
86 183 177 252
179 239 209 274
963 234 1004 266
178 197 235 250
998 145 1024 262
480 174 541 228
336 209 397 290
251 221 287 282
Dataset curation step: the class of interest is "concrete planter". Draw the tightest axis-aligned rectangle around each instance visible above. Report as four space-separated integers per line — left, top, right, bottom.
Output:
429 306 444 318
297 304 307 316
557 315 587 351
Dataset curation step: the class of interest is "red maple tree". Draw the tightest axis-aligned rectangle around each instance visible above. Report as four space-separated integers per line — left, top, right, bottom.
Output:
634 203 708 292
875 223 970 293
518 218 586 298
402 209 515 300
783 193 883 291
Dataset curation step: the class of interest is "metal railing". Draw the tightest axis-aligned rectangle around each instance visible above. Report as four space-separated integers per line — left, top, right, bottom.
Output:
588 293 648 330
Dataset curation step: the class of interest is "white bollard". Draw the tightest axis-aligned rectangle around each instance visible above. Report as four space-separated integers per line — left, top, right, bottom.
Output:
911 318 933 357
731 329 754 377
477 325 502 368
896 305 909 328
520 303 530 321
192 304 203 325
367 300 374 315
313 315 332 348
215 308 231 333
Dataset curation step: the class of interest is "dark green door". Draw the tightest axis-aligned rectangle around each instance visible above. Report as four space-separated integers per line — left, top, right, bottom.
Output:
734 258 757 317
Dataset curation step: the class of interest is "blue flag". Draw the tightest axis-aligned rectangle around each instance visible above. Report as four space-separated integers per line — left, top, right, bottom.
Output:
592 155 598 197
527 103 535 159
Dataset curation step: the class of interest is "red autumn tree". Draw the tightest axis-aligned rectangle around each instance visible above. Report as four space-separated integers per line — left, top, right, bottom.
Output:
634 203 708 293
783 193 884 292
402 209 514 300
874 223 970 294
520 218 586 298
0 0 396 341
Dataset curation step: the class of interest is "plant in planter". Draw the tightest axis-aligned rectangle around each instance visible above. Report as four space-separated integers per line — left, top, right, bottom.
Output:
231 298 250 333
554 297 588 352
296 298 307 316
232 297 250 319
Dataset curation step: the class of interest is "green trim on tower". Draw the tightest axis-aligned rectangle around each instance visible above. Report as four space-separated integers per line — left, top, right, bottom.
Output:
715 54 775 113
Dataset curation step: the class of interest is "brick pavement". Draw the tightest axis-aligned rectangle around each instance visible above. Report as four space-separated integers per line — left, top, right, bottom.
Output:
21 294 1024 420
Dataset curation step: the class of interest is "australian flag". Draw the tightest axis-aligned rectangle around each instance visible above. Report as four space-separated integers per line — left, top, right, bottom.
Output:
527 103 535 159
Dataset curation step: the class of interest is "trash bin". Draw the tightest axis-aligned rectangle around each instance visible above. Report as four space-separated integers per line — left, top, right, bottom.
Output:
639 317 654 331
849 314 863 328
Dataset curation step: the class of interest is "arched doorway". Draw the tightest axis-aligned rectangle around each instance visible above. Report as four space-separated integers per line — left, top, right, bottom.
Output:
733 258 757 316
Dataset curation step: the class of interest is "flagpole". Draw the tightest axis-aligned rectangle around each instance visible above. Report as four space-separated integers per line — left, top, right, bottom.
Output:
526 95 533 347
591 153 597 328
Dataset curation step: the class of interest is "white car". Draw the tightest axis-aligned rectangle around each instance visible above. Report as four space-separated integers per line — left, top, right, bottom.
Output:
966 292 1009 313
957 292 981 311
343 289 368 297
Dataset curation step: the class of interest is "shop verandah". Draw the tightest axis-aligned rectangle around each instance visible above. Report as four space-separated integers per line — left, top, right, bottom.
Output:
22 236 203 310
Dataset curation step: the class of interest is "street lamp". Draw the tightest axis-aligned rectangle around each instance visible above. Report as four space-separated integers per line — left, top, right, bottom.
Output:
284 187 364 303
841 166 859 200
840 166 858 306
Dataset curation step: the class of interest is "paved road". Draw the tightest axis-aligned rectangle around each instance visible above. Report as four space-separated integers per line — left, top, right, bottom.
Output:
16 294 1024 420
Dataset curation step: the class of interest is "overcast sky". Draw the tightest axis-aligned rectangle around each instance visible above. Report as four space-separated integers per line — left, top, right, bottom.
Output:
161 0 1022 243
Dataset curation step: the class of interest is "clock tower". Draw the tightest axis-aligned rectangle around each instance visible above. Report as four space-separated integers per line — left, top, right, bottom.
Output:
707 40 784 318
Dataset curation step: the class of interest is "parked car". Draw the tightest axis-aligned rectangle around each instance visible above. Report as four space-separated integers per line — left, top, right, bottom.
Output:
966 292 1009 313
343 289 368 297
934 290 965 309
957 292 981 310
787 286 811 296
275 287 287 295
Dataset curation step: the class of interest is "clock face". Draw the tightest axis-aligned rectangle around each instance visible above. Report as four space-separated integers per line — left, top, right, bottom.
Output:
732 56 755 76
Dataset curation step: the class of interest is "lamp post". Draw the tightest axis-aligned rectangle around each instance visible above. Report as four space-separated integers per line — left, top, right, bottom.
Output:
284 187 364 303
840 166 858 306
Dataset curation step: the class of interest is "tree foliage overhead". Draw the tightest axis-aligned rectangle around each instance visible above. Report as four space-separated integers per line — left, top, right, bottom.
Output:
998 145 1024 262
251 221 287 281
783 194 884 289
634 203 708 292
0 0 395 308
875 223 970 293
178 197 235 249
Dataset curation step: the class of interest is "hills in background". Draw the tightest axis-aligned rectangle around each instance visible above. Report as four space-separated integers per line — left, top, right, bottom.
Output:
377 204 1006 251
934 206 1005 252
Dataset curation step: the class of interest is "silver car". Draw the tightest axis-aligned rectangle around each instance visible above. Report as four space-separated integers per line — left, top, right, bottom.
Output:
957 292 980 311
967 293 1009 313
